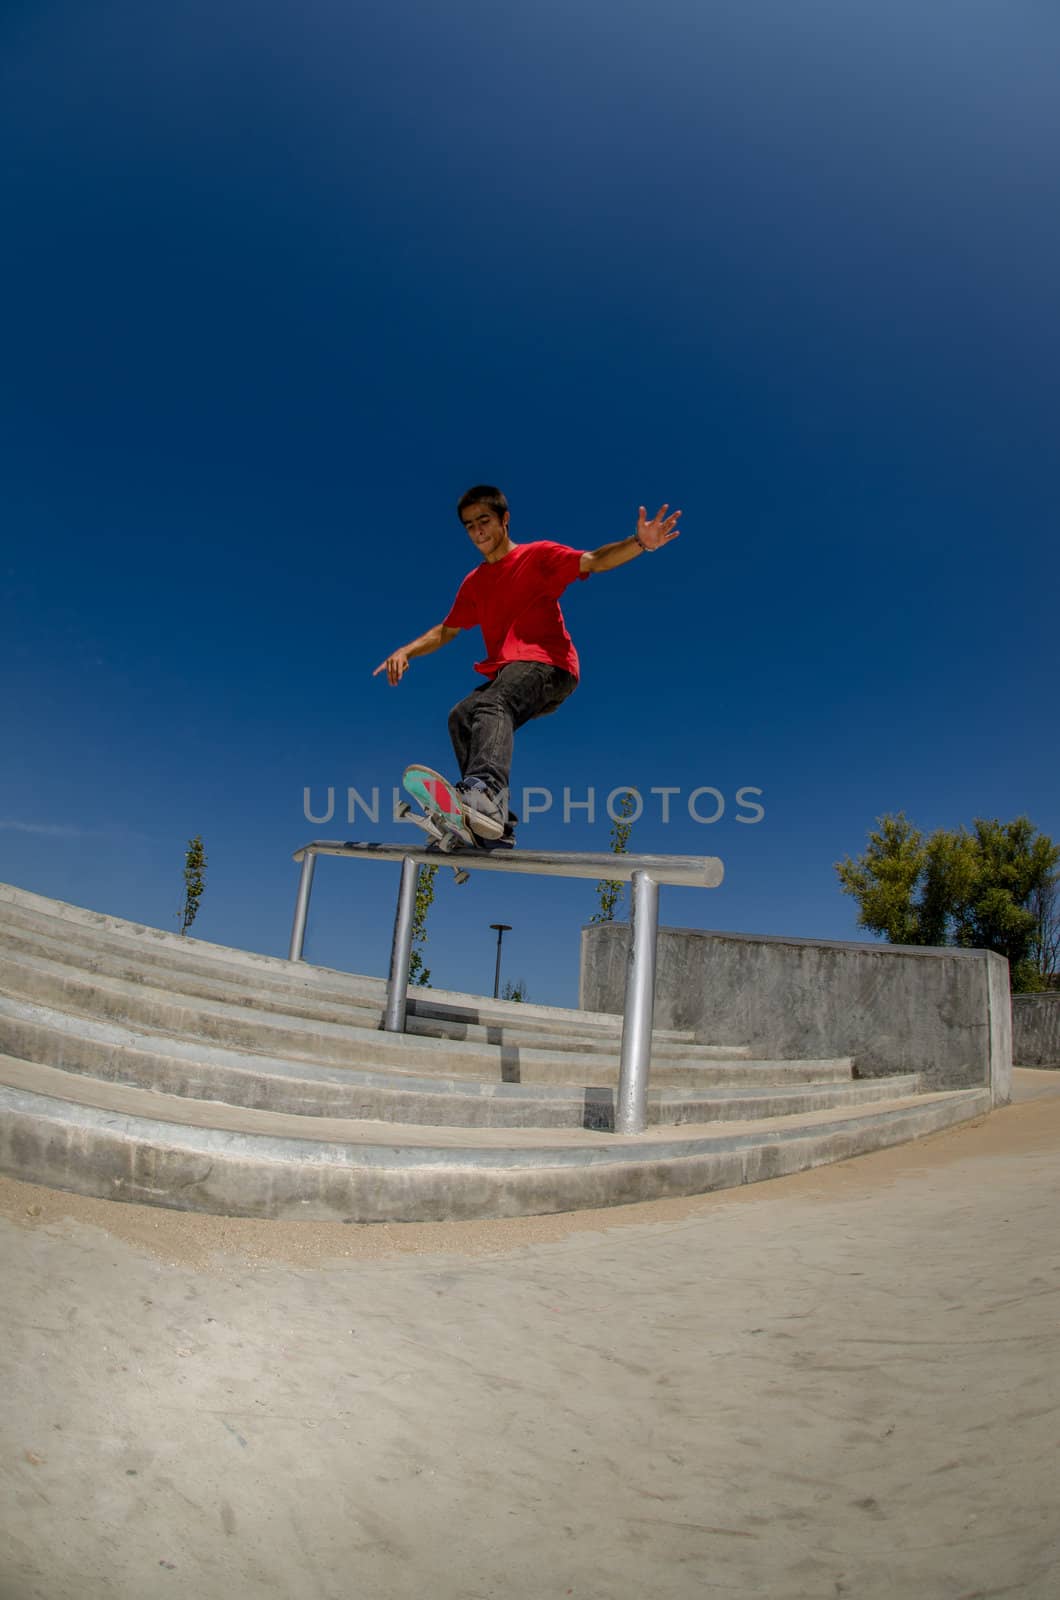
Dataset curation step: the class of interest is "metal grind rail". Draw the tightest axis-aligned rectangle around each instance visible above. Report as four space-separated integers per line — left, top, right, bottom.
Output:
289 840 724 1136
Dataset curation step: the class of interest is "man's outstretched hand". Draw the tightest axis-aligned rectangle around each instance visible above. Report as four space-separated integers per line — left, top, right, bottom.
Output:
372 650 409 686
637 503 682 551
372 622 457 683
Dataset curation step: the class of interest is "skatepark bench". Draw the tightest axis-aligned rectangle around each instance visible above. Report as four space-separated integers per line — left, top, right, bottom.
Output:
290 841 724 1135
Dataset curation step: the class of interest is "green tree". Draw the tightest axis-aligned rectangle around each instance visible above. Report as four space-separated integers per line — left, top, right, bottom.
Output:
177 835 207 936
407 863 437 987
501 977 529 1003
834 813 936 945
1029 875 1060 988
946 819 1060 990
591 790 638 923
836 814 1059 991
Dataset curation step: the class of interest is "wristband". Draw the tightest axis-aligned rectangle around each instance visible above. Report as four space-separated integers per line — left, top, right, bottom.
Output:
632 529 650 552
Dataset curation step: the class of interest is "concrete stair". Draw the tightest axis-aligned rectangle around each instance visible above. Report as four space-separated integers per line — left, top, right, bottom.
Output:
0 882 992 1220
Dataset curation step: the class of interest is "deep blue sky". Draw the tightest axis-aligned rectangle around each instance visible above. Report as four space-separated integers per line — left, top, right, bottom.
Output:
3 1 1058 1006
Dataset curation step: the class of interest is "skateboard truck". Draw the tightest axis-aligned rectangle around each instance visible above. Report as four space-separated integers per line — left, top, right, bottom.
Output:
395 800 471 885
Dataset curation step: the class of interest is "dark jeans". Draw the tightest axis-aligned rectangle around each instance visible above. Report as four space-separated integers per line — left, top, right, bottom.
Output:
448 662 577 798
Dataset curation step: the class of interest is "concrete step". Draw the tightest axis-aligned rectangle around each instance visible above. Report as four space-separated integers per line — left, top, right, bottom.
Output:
0 1055 991 1221
401 1012 748 1059
0 881 375 999
0 882 989 1222
0 886 716 1050
0 951 820 1088
0 913 747 1059
0 1004 911 1129
0 984 850 1101
406 995 698 1046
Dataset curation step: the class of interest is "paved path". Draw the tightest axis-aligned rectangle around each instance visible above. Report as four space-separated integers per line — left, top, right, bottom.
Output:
2 1070 1059 1599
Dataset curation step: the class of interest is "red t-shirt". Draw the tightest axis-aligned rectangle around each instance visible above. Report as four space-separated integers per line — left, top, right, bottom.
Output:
443 541 589 679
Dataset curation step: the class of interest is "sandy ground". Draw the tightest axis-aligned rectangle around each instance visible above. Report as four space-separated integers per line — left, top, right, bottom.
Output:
2 1069 1059 1600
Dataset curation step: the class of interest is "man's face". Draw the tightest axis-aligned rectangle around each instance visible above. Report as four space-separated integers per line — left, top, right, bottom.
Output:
461 503 510 562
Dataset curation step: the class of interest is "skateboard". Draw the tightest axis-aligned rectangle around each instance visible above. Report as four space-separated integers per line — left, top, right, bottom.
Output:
398 764 476 884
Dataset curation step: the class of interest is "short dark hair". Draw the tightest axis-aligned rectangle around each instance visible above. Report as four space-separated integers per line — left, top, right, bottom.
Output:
457 484 509 524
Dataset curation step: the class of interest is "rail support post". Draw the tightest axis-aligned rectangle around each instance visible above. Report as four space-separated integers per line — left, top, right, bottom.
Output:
615 870 659 1135
384 855 419 1033
288 850 318 962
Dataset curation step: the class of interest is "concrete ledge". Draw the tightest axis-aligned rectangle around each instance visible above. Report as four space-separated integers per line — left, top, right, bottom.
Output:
0 1080 990 1221
582 925 1012 1105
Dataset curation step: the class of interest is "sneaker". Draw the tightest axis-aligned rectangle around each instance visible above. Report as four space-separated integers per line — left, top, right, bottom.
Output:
456 778 508 840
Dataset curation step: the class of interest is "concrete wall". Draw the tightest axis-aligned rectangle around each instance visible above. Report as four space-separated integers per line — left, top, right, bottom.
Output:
581 925 1012 1106
1012 993 1060 1068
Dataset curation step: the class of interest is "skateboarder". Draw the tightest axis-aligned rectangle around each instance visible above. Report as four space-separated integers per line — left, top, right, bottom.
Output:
373 485 681 844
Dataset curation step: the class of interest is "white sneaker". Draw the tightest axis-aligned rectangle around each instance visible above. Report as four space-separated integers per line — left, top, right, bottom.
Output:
456 779 508 840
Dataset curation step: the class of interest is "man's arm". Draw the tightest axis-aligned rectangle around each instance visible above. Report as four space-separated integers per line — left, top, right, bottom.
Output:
372 623 460 686
579 503 682 575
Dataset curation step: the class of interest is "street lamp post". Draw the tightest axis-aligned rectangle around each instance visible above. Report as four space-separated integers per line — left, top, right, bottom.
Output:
489 922 512 999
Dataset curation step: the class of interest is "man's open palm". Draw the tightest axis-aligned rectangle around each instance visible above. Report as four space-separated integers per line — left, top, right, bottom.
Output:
637 503 682 551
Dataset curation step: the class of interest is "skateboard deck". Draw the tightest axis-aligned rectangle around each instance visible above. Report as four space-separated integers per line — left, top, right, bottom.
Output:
400 764 475 854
